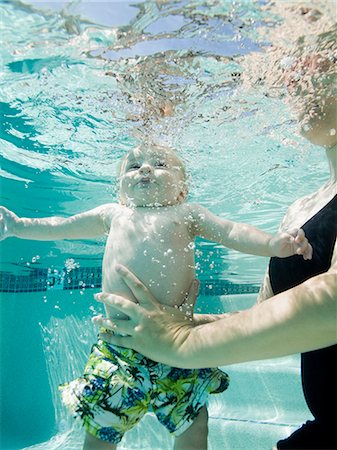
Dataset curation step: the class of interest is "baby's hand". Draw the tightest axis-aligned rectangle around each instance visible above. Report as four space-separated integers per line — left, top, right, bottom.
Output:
0 206 19 241
270 229 313 260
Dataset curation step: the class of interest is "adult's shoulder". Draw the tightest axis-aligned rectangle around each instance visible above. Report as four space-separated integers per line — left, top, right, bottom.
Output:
279 188 334 231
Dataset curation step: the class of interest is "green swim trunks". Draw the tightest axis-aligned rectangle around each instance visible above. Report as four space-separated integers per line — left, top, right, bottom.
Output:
60 339 229 444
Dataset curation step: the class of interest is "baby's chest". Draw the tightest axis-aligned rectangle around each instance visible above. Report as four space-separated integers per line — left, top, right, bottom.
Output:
107 211 192 254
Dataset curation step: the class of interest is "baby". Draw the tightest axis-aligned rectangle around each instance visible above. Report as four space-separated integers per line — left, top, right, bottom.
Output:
0 144 312 450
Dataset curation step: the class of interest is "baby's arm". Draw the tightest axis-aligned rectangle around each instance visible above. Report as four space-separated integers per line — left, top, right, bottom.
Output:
190 204 312 259
0 204 115 241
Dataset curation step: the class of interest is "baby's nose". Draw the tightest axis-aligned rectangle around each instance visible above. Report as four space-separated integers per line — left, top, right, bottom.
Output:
139 164 153 175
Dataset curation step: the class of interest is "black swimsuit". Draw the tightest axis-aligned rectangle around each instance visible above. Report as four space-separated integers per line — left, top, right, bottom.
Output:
269 194 337 449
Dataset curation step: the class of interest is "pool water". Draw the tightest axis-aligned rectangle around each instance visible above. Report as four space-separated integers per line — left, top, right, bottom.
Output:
0 0 333 449
1 291 312 450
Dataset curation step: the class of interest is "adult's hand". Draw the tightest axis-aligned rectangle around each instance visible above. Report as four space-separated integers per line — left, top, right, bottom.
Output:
93 264 200 367
93 264 337 369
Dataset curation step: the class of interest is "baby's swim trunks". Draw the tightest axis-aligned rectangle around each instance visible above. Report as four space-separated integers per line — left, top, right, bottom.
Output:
60 339 229 444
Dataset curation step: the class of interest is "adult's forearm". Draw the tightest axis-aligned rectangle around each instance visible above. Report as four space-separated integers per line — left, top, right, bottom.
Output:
179 270 336 368
193 312 239 325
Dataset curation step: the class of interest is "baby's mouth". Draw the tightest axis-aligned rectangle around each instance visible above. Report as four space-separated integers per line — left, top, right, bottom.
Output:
138 177 154 185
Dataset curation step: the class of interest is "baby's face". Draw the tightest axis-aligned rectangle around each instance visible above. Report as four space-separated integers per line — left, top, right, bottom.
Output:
118 147 187 207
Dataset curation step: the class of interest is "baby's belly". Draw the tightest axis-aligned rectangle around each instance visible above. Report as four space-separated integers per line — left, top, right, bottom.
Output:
102 267 195 320
102 277 139 320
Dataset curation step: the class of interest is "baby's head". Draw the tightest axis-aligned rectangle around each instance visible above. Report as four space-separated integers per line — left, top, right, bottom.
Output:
118 144 188 207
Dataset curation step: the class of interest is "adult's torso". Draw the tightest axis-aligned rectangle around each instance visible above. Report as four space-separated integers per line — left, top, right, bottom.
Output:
269 193 337 293
269 192 337 425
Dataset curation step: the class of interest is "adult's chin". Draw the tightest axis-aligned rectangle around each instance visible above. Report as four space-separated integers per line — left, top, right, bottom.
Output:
298 97 337 148
300 123 337 149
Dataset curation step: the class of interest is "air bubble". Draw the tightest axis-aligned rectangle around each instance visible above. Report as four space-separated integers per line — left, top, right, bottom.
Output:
65 258 80 272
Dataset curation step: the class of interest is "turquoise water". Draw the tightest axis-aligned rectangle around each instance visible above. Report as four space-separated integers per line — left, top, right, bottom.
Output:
0 291 312 450
0 1 330 449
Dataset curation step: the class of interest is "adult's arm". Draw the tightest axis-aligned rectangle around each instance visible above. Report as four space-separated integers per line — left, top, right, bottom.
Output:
94 263 337 369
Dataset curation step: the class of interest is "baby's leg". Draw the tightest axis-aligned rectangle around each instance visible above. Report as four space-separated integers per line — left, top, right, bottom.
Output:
173 406 208 450
84 431 117 450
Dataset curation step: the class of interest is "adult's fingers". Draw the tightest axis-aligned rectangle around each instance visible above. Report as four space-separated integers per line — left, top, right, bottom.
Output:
94 292 140 320
92 314 136 335
92 314 116 330
186 279 200 303
92 316 135 347
116 264 158 310
101 333 133 348
179 279 200 317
